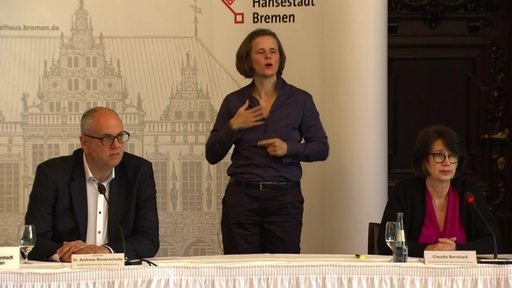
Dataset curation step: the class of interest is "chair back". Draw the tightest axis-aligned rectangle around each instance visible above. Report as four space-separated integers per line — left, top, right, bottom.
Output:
368 222 380 254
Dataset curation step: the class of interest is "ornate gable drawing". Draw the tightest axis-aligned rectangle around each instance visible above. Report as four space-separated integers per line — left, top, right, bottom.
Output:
0 0 239 256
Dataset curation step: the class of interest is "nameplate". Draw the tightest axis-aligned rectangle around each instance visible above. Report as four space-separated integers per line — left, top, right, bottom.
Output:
71 253 125 269
0 247 20 269
424 250 477 265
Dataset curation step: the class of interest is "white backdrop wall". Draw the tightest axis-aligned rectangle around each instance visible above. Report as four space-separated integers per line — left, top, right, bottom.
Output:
0 0 387 255
322 1 388 254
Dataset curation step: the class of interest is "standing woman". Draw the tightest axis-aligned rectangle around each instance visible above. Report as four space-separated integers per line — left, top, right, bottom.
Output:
377 125 500 257
206 28 329 254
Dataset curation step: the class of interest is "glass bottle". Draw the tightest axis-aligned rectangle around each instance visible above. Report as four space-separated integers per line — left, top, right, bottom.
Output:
394 212 408 262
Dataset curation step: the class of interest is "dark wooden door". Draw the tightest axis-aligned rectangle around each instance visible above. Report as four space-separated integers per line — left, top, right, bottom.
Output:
388 0 511 252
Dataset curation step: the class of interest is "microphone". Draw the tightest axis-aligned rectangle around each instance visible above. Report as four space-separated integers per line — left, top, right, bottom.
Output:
97 183 128 264
97 183 156 266
98 183 109 205
465 192 498 260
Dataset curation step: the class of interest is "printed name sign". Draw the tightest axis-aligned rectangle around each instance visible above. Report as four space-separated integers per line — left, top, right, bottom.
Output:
424 250 477 265
71 253 125 269
0 247 20 269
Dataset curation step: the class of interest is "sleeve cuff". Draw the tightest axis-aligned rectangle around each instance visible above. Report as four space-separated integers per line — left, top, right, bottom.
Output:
103 244 114 253
49 253 61 262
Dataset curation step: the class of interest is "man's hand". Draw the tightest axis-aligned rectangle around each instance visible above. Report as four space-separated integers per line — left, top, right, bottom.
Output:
229 100 265 130
257 138 288 157
74 244 111 255
56 240 111 262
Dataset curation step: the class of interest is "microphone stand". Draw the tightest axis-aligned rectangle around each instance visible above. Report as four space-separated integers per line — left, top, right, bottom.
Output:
98 183 156 266
465 192 498 260
465 192 512 264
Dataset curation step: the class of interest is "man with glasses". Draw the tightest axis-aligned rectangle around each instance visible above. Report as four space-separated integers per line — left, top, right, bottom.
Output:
376 125 500 258
25 107 159 262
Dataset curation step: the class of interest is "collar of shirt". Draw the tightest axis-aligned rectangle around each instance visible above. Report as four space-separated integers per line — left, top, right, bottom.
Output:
83 153 116 183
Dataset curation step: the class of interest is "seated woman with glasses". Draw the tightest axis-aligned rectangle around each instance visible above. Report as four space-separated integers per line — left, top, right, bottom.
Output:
377 125 500 257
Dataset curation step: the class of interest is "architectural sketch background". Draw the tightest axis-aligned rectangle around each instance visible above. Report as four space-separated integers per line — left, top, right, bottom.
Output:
0 0 241 256
0 0 327 256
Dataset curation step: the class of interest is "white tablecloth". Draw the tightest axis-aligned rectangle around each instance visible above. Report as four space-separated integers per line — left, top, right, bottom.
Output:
2 254 512 288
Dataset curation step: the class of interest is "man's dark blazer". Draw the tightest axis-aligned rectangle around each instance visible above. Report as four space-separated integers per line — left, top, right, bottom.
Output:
25 148 159 261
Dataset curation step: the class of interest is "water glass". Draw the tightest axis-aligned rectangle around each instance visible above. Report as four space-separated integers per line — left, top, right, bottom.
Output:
19 224 36 264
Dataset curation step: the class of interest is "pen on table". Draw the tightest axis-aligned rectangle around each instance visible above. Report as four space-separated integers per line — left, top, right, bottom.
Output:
355 254 365 259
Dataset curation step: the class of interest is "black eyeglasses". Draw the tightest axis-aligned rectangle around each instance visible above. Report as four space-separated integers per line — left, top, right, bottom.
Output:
429 152 458 164
83 130 130 146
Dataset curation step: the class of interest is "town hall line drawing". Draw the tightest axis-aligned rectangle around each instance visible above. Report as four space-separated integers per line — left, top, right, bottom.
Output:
0 0 240 256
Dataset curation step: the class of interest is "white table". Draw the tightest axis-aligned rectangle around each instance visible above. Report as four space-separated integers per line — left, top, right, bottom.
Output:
2 254 512 288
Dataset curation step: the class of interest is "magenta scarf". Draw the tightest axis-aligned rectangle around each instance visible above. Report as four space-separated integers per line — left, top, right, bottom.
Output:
418 185 466 244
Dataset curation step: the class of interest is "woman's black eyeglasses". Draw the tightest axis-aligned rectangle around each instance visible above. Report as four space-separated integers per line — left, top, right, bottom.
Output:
429 152 458 164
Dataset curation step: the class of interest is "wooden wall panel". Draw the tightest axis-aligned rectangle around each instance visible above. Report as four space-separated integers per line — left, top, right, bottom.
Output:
388 0 511 252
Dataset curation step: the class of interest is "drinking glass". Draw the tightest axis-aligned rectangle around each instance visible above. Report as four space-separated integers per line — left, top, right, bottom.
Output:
385 221 398 253
19 224 36 264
